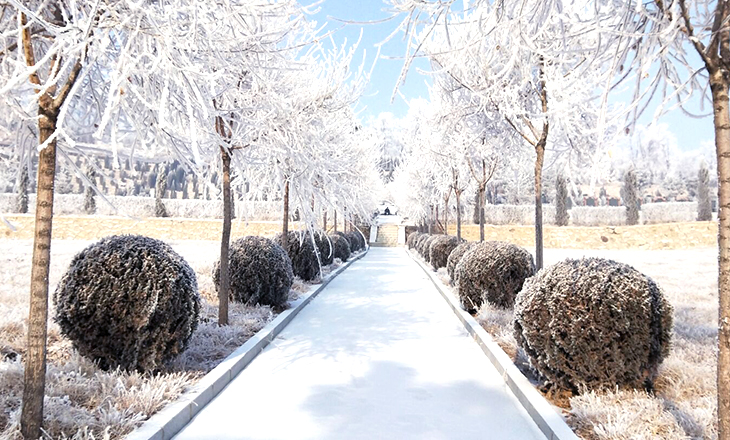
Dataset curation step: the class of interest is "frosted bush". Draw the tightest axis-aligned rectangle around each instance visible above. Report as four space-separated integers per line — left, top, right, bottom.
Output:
429 235 461 270
446 241 477 283
570 206 626 226
406 231 421 249
0 193 282 220
514 258 673 392
454 241 535 312
466 204 556 225
641 202 697 224
274 231 320 281
330 233 351 262
53 235 200 372
212 236 293 309
313 231 334 265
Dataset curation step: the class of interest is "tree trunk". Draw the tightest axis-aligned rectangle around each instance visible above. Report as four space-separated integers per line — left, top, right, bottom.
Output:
218 147 231 326
334 210 337 233
428 206 433 234
323 210 327 231
444 195 449 236
21 112 57 440
712 71 730 440
478 185 486 242
282 180 290 249
455 190 462 241
534 143 546 271
436 205 440 234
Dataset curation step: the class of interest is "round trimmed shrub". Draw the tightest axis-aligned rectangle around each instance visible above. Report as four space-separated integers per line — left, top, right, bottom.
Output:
275 231 320 281
420 235 439 262
514 258 673 392
446 241 477 283
407 232 421 249
454 241 535 312
330 233 351 262
213 236 293 308
429 235 461 270
53 235 200 372
414 234 431 256
313 231 334 266
345 231 363 252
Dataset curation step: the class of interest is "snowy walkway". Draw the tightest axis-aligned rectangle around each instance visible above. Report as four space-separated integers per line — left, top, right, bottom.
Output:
173 247 545 440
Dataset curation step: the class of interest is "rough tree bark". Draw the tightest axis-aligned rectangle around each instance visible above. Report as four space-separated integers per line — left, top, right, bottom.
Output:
671 2 730 434
533 60 549 271
711 66 730 440
20 10 83 439
534 142 545 270
217 143 231 326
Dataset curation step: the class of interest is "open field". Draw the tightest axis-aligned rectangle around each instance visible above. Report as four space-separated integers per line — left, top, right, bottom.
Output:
1 214 716 251
447 222 716 250
0 239 321 439
430 246 718 439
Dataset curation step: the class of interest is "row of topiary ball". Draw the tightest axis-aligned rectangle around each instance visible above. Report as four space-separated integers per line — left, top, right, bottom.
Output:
407 232 673 394
52 230 366 373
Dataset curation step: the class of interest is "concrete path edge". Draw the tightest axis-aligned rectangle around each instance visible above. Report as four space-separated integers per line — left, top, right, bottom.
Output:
126 248 370 440
407 249 579 440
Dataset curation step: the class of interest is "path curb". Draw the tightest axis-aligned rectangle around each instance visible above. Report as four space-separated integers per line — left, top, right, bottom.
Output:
407 249 579 440
126 248 369 440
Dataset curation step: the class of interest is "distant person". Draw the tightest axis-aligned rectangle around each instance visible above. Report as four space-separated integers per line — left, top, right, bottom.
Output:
384 207 391 215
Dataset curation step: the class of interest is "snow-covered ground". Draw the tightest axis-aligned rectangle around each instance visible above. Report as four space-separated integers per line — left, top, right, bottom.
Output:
174 247 544 440
0 239 322 439
432 246 718 440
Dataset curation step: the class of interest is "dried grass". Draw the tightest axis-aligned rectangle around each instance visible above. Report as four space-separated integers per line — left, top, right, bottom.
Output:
0 239 312 439
438 247 718 440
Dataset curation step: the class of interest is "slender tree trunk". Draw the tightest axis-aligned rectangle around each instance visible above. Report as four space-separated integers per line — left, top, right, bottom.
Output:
478 184 486 242
323 210 327 231
21 112 57 440
444 195 449 236
436 205 440 234
218 147 231 326
712 72 730 440
428 206 433 234
455 190 462 241
282 180 290 249
334 210 337 233
535 143 546 271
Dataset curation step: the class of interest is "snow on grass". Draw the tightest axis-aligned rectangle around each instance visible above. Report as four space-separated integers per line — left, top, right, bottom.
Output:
0 239 348 440
428 246 718 439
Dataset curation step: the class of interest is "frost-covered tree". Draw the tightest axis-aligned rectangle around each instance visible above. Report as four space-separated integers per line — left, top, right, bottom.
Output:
390 0 615 268
698 161 712 221
16 164 28 214
623 168 640 226
155 164 168 218
555 174 569 227
83 165 96 215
